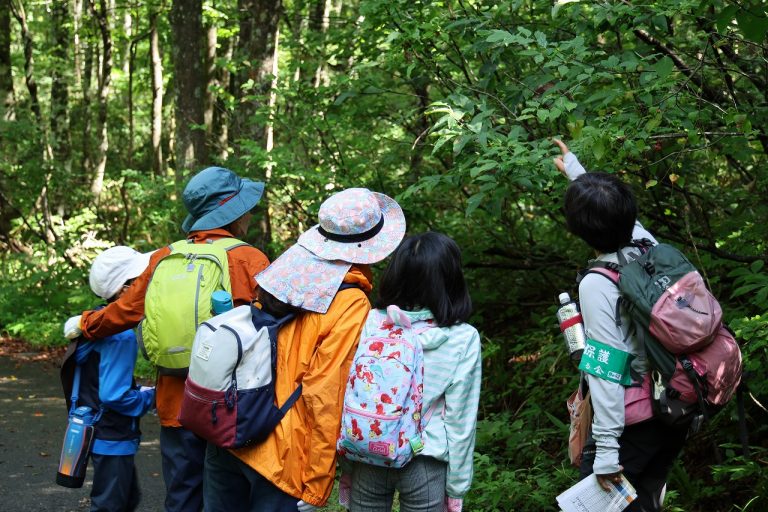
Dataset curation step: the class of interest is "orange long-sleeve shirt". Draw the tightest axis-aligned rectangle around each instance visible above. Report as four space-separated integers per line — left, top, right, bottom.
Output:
80 228 270 426
233 266 373 507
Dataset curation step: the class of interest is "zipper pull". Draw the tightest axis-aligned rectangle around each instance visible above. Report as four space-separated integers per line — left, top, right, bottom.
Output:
187 254 195 272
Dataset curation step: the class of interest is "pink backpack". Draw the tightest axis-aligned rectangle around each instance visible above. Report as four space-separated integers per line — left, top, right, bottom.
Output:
337 306 434 467
586 241 742 424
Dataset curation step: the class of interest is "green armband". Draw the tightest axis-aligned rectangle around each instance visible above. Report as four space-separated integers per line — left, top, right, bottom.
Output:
578 338 633 386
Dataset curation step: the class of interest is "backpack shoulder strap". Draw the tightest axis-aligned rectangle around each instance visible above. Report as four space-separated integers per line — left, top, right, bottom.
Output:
170 237 248 253
211 237 250 251
630 238 654 250
578 264 623 328
587 265 620 285
248 305 302 414
577 260 620 286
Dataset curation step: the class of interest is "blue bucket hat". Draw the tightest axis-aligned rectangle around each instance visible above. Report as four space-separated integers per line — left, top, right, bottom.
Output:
181 167 265 233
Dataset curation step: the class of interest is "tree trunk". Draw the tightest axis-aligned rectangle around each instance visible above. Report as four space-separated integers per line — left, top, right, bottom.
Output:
122 9 132 76
170 0 206 179
50 0 71 174
11 0 55 242
88 0 112 200
232 0 282 148
81 39 93 175
0 0 14 121
73 0 82 89
150 10 164 176
258 25 280 249
233 0 281 249
212 35 234 160
310 0 331 88
0 1 15 250
11 0 41 123
204 22 216 147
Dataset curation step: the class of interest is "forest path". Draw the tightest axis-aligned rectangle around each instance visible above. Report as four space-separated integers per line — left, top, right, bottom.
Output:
0 344 165 511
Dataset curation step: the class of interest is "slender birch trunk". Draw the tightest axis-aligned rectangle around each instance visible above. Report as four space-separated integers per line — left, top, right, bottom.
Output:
88 0 112 200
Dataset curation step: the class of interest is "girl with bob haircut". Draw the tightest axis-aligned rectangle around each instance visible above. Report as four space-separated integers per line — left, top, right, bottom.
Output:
376 231 473 326
342 231 482 512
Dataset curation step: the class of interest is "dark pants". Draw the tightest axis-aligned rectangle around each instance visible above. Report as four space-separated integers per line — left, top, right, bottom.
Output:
203 443 299 512
160 426 206 512
580 418 689 512
90 454 141 512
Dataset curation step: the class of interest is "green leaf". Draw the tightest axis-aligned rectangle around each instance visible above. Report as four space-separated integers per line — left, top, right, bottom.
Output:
652 57 675 80
736 12 768 43
592 138 605 160
645 179 658 189
645 113 662 132
333 91 357 106
470 161 497 178
552 0 582 18
716 5 738 32
466 192 485 216
543 410 567 430
755 286 768 305
651 15 668 33
750 260 765 273
453 134 472 154
485 30 515 45
385 30 401 44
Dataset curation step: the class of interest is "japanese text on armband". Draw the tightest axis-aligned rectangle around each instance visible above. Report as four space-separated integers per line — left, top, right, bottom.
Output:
577 338 632 385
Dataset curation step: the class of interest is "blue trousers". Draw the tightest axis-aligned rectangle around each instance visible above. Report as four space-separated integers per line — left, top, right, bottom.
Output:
203 443 299 512
160 426 206 512
90 454 141 512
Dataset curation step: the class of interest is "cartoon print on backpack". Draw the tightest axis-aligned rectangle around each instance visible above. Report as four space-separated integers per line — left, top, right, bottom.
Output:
339 306 431 467
338 232 481 512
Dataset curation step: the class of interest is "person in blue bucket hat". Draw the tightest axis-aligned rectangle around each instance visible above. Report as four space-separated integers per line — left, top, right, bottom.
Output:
181 166 265 233
64 166 271 512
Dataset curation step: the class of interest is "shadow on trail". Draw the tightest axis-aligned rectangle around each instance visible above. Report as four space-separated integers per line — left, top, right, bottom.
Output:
0 349 164 511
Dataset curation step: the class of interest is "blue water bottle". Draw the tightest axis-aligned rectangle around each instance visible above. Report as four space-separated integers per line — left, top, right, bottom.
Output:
211 290 233 315
56 406 96 488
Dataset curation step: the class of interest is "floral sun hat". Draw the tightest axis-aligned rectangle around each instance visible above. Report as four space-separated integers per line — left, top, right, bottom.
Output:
297 188 406 264
256 244 352 314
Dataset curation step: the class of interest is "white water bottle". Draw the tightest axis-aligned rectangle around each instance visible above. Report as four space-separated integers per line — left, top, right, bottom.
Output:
556 292 587 362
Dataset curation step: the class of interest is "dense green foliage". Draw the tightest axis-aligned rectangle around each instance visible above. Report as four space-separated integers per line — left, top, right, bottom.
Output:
1 0 767 510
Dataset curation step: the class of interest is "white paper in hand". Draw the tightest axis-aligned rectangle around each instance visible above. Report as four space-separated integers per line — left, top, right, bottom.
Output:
556 474 637 512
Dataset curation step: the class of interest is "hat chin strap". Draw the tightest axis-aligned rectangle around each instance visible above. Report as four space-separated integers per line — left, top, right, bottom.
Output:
317 215 384 243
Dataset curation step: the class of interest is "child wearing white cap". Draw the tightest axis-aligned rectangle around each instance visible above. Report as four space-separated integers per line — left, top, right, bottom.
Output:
59 246 156 512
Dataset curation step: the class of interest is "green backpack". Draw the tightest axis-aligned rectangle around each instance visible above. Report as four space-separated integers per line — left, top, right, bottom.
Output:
138 238 248 372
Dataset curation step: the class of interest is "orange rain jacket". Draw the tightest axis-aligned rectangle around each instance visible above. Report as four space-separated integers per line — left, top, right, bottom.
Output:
79 228 270 426
233 266 373 507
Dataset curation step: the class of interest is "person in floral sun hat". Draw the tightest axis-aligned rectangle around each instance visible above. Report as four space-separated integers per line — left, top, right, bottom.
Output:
202 188 406 512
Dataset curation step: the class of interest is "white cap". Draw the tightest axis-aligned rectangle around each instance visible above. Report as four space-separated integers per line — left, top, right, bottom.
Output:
89 246 153 300
558 292 571 304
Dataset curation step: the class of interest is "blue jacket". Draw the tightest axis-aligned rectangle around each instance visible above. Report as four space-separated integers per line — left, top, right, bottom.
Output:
72 328 155 456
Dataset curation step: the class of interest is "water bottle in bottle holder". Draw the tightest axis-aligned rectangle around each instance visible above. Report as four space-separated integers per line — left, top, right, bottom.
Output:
56 406 96 488
556 292 587 362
